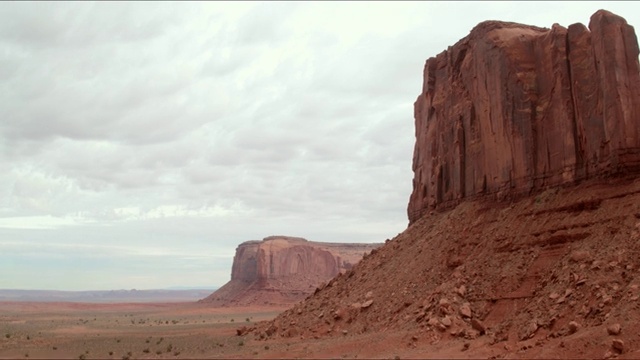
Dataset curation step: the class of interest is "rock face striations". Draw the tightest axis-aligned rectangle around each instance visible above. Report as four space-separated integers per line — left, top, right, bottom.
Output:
201 236 381 306
408 10 640 224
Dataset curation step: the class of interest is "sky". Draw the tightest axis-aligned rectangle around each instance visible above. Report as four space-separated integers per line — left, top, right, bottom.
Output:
1 1 639 291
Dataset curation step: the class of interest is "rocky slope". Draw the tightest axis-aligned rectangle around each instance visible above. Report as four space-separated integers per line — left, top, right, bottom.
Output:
201 236 381 306
247 10 640 358
252 177 640 358
408 9 640 224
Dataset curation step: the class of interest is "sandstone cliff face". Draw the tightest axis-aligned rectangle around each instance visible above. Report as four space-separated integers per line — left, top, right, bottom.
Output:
201 236 381 306
408 10 640 224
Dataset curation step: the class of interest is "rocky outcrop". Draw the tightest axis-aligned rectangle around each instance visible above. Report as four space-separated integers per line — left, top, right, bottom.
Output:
408 10 640 224
201 236 381 306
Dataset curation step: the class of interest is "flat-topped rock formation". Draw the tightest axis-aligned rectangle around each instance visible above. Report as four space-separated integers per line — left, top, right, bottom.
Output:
201 236 381 306
408 9 640 224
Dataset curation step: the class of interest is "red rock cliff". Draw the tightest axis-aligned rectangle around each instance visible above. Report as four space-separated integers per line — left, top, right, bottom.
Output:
408 10 640 224
201 236 381 306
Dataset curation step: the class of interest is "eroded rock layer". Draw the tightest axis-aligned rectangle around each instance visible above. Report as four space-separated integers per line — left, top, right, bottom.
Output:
201 236 381 306
408 10 640 224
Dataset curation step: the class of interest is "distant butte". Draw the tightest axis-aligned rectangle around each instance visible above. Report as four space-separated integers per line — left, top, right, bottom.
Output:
408 9 640 224
200 236 381 306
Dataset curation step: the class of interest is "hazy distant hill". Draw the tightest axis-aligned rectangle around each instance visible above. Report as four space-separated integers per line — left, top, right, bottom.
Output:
0 288 217 303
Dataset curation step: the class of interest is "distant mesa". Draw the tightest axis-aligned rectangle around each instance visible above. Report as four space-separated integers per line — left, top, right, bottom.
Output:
408 9 640 224
200 235 382 306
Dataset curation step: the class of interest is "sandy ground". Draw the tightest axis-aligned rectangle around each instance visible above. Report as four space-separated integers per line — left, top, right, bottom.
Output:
0 301 285 360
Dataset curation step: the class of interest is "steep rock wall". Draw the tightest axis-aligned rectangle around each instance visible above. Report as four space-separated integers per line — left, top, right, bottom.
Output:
408 10 640 224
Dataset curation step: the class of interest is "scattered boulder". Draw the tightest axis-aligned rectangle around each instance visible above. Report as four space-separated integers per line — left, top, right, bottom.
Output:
612 338 624 353
470 318 486 335
568 321 580 334
440 316 452 327
459 303 472 318
607 323 622 336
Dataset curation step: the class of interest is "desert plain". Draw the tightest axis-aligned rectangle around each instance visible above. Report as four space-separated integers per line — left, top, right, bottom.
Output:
0 301 286 360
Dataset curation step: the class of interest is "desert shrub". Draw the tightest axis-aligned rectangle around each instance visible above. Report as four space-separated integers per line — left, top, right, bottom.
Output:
52 347 57 350
108 351 113 356
78 354 86 360
5 334 10 338
166 344 173 352
239 340 244 346
264 345 270 350
156 350 162 355
142 348 150 353
173 351 180 356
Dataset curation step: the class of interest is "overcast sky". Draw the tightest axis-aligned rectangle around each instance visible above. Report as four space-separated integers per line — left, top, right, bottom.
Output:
2 2 639 291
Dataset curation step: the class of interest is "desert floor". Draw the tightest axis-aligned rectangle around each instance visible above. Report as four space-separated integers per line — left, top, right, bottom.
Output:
2 299 638 359
0 301 285 360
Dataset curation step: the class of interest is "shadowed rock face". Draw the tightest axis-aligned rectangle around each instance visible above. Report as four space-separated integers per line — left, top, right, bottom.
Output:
408 10 640 224
201 236 381 306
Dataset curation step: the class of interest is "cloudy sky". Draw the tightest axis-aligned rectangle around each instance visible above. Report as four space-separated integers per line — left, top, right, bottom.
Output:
1 2 639 291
